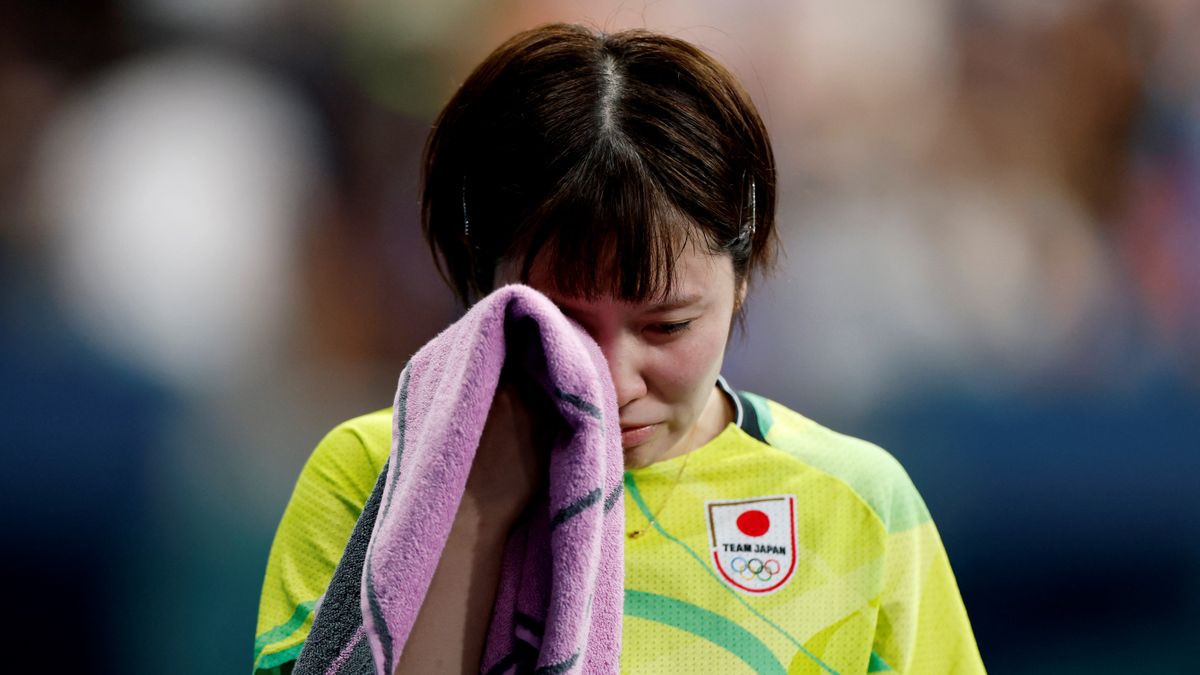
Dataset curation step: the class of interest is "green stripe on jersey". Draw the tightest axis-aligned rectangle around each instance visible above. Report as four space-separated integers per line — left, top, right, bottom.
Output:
256 642 305 673
625 590 786 675
253 599 316 667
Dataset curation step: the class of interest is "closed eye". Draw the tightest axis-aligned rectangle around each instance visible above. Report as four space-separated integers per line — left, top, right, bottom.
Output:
650 320 693 336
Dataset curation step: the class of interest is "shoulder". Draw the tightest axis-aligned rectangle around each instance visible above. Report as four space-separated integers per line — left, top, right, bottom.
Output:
737 390 931 535
299 408 392 506
254 410 392 672
315 408 393 456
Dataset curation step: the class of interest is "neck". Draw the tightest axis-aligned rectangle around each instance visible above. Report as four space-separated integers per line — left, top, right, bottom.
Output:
658 383 735 464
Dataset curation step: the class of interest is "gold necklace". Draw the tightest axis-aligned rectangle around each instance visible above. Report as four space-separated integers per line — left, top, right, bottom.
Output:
628 451 692 539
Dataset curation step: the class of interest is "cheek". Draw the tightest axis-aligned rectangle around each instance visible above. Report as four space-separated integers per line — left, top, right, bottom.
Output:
647 325 730 404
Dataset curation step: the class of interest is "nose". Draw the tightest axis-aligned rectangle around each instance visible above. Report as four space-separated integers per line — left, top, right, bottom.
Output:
599 334 647 409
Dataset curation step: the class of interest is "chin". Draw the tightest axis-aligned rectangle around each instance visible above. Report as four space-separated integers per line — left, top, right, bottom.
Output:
621 445 659 470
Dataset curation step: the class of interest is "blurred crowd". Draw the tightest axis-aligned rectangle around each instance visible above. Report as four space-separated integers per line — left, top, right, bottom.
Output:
2 1 1197 673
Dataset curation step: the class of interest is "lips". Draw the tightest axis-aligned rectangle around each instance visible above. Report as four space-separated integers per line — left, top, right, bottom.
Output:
620 423 658 448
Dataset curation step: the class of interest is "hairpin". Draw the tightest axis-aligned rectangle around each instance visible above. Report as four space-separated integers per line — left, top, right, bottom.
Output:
462 176 471 244
748 178 757 240
736 178 756 245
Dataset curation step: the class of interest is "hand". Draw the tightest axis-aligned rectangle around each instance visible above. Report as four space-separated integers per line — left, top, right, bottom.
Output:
464 372 555 525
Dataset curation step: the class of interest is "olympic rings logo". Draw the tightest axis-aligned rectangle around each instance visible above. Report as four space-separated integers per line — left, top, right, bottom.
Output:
730 557 781 582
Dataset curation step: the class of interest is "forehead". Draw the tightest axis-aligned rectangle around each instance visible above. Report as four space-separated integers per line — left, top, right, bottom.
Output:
491 183 740 301
519 239 735 308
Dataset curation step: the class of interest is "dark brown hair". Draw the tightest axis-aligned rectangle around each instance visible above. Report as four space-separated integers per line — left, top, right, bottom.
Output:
421 23 777 306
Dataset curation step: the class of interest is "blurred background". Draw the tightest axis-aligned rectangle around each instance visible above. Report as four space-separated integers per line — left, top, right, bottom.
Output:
2 0 1197 672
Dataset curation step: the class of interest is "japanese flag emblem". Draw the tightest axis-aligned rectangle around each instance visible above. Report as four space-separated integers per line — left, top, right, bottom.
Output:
705 495 798 595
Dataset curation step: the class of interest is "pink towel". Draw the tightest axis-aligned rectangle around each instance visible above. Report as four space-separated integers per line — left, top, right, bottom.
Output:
294 284 625 675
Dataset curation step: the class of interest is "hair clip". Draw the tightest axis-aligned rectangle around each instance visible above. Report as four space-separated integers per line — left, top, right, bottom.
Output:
736 178 756 245
462 177 471 243
748 178 757 240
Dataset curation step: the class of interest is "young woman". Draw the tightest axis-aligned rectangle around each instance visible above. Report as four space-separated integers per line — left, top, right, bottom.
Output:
254 24 984 675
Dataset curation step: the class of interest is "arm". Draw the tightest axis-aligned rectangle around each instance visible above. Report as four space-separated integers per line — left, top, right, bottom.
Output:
393 382 551 675
392 490 519 674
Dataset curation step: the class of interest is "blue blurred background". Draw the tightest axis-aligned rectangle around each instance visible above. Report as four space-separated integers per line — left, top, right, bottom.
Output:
2 0 1197 673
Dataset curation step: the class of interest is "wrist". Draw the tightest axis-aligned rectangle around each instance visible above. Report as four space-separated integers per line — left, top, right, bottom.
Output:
460 487 528 533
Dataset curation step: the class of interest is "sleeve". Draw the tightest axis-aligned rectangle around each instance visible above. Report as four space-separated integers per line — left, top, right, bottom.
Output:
871 487 986 674
252 414 389 675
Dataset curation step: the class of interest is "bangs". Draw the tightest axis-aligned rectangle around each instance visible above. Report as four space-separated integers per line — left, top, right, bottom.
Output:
512 141 709 303
422 24 776 306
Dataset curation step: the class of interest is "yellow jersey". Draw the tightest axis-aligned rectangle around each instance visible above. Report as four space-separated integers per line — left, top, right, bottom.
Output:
254 381 983 674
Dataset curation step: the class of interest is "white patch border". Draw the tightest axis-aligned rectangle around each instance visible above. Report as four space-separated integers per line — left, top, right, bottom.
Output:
704 494 798 596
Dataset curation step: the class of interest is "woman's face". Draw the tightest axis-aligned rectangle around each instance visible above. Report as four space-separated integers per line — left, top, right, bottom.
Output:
521 242 742 468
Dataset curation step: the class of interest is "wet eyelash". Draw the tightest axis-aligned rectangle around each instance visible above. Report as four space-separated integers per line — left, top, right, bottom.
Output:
655 321 693 335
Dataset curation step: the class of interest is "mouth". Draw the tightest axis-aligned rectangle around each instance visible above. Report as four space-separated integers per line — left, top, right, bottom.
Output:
619 423 659 449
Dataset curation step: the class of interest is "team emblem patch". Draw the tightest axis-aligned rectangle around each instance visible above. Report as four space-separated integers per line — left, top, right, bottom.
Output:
705 495 797 595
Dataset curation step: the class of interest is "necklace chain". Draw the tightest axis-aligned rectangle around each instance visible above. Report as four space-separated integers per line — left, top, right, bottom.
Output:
628 451 692 539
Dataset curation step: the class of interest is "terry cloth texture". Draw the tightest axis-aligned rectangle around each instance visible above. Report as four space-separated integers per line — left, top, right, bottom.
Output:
292 284 625 675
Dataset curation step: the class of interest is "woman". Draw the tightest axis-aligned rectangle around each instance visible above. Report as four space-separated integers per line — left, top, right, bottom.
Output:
254 23 984 674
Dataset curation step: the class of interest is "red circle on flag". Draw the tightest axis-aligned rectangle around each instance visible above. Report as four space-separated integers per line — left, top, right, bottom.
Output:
736 509 770 537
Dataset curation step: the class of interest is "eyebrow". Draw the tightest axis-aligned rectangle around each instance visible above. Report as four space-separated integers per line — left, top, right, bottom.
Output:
550 293 705 316
646 294 704 311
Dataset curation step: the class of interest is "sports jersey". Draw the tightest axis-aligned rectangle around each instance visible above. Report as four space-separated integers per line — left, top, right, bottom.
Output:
254 381 984 674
